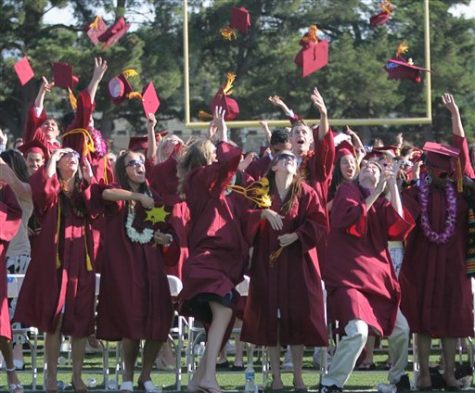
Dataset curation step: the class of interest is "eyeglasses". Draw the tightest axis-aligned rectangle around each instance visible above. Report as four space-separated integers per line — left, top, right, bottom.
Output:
125 159 145 168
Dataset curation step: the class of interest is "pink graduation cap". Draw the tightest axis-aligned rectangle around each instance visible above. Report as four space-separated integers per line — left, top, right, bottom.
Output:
13 57 35 86
85 16 130 49
384 43 429 84
294 25 329 77
370 0 395 26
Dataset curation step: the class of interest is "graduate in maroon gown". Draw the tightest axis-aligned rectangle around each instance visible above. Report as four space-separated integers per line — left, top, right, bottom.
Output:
320 160 414 393
23 77 61 154
0 183 23 393
178 108 262 393
399 93 474 391
241 150 328 392
14 147 96 393
95 150 178 393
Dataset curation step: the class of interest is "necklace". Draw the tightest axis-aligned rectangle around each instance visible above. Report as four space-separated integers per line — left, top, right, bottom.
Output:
419 178 457 244
125 200 154 244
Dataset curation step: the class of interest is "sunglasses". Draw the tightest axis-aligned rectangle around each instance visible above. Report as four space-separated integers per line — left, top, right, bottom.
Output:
277 153 297 162
126 159 145 168
62 151 80 159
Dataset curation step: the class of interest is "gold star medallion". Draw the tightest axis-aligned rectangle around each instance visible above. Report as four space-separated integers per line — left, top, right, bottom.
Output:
144 205 169 224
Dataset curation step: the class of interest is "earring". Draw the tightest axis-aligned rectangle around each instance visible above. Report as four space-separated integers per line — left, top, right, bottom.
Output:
425 174 432 184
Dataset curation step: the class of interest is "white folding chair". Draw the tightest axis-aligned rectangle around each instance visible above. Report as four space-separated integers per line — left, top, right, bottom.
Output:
7 274 40 389
167 275 184 390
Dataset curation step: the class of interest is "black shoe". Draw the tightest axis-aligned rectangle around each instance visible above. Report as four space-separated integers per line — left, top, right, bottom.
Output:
216 360 229 369
319 385 342 393
395 374 410 393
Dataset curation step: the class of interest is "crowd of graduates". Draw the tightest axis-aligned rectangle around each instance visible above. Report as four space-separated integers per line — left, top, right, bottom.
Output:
0 56 474 393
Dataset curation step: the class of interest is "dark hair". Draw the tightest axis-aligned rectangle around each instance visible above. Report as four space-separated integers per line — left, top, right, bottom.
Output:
270 129 290 146
60 112 75 132
0 149 29 183
115 151 149 193
329 155 359 199
266 153 302 215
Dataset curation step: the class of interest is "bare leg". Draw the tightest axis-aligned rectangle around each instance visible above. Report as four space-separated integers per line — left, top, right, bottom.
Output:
234 319 244 367
290 345 305 389
198 301 233 391
441 337 460 388
45 318 63 392
70 336 87 391
139 340 162 383
359 335 375 368
415 333 432 388
268 345 283 389
0 337 22 390
121 339 140 386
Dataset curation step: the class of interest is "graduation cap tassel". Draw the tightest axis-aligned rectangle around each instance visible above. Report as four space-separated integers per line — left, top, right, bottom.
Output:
396 42 409 57
269 246 285 267
222 72 236 95
220 26 237 41
306 25 318 43
55 200 62 269
68 88 78 111
456 158 463 193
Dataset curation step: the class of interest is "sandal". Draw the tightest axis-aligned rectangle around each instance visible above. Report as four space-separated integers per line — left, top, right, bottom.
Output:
120 381 134 393
6 367 23 393
138 380 161 393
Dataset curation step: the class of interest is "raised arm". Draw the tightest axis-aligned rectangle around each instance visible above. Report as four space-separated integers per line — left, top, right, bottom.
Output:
34 76 54 112
268 95 294 118
87 57 108 104
146 113 158 162
345 126 366 164
102 188 154 209
310 87 329 141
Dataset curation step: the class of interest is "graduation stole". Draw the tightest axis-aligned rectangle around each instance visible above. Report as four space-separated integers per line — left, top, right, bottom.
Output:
227 177 272 208
466 192 475 276
55 196 93 272
61 128 96 157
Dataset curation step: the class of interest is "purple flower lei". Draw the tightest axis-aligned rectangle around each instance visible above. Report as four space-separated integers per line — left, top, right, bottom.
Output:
418 178 457 244
91 128 108 158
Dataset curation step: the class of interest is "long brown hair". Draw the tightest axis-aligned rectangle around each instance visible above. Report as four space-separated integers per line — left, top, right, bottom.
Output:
1 149 29 183
266 153 302 215
177 138 215 197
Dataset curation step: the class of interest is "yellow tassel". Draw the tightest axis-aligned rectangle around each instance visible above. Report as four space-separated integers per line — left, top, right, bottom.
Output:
222 72 236 95
122 68 138 78
55 200 61 269
62 128 96 156
103 156 109 184
269 246 285 266
84 234 93 272
198 110 213 121
381 0 394 14
307 25 318 42
68 88 77 111
227 177 272 208
220 26 237 41
127 91 143 100
89 16 101 30
456 158 463 193
396 42 409 57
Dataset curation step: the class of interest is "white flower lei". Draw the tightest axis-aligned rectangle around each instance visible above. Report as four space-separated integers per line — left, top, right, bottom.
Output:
125 204 154 244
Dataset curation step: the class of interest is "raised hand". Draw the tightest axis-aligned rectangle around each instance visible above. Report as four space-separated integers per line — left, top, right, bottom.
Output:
146 113 157 130
81 157 94 183
92 57 108 82
268 95 285 108
310 87 327 116
41 76 54 92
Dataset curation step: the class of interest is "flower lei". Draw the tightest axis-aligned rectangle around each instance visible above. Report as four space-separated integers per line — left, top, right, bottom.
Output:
125 203 154 244
419 178 457 244
91 128 108 158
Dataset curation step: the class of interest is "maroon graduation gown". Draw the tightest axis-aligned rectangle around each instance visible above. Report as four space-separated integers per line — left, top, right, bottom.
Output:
23 106 61 153
324 182 414 336
0 186 22 340
148 156 189 278
179 142 261 319
241 182 328 346
94 185 178 341
14 167 96 336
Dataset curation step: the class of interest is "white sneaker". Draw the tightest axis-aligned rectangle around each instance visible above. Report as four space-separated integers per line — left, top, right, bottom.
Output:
377 383 396 393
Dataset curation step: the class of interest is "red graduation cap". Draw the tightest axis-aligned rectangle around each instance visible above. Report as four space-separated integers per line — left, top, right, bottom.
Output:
108 69 141 105
384 43 429 84
97 17 130 50
335 140 356 161
210 73 240 121
294 25 329 77
85 16 108 45
53 62 79 89
128 133 165 152
141 82 160 116
17 139 49 160
13 57 35 86
230 6 251 34
423 142 460 171
369 0 394 26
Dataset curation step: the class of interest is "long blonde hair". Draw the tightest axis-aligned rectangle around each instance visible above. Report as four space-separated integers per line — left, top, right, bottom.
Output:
177 138 216 197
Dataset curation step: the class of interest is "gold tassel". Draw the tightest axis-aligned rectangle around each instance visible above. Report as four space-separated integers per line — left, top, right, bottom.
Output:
198 110 213 121
396 42 409 57
227 177 272 208
456 158 463 193
222 72 236 95
68 88 77 111
89 16 101 30
220 26 237 41
127 91 143 100
103 155 109 184
84 234 93 272
62 128 96 156
269 246 285 266
381 0 394 14
122 68 139 78
55 200 61 269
